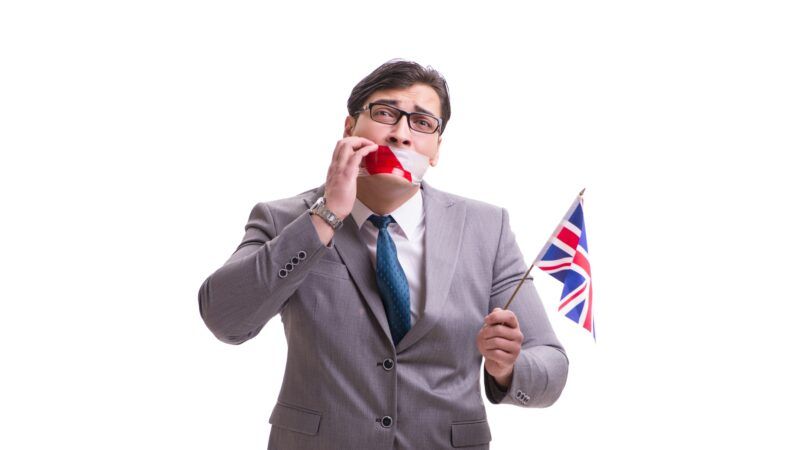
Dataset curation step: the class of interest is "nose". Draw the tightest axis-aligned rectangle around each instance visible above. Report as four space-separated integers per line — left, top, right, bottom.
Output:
387 117 412 148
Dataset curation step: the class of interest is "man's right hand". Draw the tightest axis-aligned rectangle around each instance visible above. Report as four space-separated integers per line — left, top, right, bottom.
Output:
310 137 378 245
323 137 379 218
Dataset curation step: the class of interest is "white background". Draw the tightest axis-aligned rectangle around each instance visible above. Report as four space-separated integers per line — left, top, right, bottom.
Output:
2 1 798 448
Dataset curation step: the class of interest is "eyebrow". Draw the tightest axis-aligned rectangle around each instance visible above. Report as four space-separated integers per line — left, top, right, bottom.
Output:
371 98 437 117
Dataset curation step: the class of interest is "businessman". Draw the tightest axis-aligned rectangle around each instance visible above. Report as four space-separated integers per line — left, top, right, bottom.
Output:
198 59 568 449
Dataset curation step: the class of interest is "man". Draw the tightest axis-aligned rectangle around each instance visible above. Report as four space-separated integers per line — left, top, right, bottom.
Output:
198 59 568 449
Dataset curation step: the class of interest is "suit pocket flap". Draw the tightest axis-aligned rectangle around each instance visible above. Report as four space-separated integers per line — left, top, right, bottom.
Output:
451 419 492 447
269 402 321 436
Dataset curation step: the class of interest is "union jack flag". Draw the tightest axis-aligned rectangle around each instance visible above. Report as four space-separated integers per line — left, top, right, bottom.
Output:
534 191 595 339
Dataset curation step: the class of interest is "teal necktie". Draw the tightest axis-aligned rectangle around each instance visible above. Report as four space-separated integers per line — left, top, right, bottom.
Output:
367 214 411 346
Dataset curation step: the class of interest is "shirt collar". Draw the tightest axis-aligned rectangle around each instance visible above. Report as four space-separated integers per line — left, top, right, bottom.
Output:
351 187 424 239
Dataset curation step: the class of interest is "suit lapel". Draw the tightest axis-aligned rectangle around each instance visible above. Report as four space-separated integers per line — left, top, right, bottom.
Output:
304 185 393 345
304 181 466 352
396 180 465 353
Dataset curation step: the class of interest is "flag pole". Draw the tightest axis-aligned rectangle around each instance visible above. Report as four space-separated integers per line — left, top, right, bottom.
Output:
503 188 586 310
502 259 537 310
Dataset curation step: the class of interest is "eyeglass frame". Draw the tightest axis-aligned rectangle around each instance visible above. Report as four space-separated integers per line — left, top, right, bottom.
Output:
355 102 443 134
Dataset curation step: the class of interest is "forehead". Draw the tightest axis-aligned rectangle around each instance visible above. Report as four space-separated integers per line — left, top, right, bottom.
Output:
365 84 442 117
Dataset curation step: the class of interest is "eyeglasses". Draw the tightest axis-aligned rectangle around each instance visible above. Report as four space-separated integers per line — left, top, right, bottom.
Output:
356 103 442 134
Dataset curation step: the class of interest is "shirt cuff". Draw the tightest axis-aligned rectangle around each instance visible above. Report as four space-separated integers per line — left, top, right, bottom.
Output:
484 366 509 404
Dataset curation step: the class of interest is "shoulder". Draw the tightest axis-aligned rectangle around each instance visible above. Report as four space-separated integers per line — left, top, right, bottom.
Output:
258 185 322 213
422 181 506 223
246 184 324 229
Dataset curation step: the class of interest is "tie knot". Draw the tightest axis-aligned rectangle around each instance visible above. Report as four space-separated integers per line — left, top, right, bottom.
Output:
368 214 395 230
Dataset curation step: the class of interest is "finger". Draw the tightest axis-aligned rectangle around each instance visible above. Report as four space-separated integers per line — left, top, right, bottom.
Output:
481 325 523 342
482 337 521 354
484 349 516 366
348 142 379 163
478 321 522 339
477 322 498 339
484 308 520 329
488 309 519 328
344 144 378 175
351 136 377 150
332 137 375 165
337 139 377 172
333 143 355 172
331 141 348 168
478 329 521 351
341 136 377 155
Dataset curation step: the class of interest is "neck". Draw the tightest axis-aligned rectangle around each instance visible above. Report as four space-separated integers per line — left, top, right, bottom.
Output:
356 177 420 215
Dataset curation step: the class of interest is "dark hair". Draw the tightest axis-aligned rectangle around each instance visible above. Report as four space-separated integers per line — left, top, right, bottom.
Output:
347 59 451 133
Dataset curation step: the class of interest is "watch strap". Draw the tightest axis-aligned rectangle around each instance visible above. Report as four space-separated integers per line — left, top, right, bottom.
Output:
309 197 344 230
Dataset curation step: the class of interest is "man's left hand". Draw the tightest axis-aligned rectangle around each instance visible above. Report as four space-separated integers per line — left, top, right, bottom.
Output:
476 308 524 389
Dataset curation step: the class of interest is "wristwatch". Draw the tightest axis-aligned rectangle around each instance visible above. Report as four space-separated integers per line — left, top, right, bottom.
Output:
308 196 344 231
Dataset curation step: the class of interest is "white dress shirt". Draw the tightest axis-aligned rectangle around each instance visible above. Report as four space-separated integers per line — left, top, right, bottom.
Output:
350 188 426 327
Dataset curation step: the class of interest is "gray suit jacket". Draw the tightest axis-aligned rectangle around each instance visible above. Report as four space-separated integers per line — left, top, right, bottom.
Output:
198 180 568 449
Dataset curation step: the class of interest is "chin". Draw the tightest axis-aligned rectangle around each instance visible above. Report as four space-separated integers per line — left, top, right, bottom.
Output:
358 174 418 195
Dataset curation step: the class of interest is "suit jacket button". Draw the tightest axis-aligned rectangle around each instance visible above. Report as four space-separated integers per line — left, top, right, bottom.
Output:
291 256 300 265
285 262 294 272
380 416 393 428
297 251 307 260
278 268 288 278
382 358 394 371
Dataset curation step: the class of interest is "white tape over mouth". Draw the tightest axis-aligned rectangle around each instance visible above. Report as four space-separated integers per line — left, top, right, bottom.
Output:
391 146 429 185
358 146 430 186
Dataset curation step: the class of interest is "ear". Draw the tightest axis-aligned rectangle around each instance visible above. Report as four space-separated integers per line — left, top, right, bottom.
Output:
430 135 442 167
343 116 356 137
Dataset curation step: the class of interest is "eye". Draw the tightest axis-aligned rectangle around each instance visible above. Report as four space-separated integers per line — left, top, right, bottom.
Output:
411 115 436 131
372 106 399 120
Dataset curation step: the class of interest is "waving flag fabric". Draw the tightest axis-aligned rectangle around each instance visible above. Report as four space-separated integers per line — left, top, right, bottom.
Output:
534 193 595 339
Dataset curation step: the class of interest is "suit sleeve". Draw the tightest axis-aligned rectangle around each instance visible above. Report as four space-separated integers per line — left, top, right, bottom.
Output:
197 202 333 345
483 207 569 407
